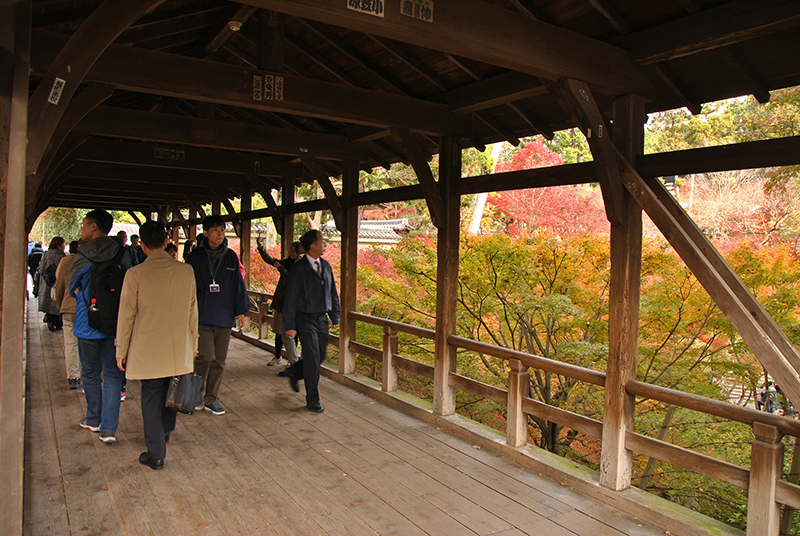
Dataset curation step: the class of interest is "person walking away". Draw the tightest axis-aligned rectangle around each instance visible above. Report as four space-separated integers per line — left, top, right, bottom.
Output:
55 240 82 389
185 215 249 415
28 241 44 295
37 236 67 331
282 230 340 413
116 221 198 470
68 209 131 444
256 239 303 367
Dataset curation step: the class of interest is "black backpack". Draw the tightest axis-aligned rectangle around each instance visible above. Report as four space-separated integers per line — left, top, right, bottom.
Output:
42 263 58 288
81 247 127 334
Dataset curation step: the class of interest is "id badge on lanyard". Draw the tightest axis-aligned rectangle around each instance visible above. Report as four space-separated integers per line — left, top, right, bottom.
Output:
210 279 220 293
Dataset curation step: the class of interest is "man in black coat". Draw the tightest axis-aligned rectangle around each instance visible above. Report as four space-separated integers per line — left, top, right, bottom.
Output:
282 230 340 413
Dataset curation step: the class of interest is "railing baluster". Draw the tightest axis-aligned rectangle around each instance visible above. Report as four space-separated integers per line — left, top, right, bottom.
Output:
382 325 398 393
747 422 784 535
507 358 528 447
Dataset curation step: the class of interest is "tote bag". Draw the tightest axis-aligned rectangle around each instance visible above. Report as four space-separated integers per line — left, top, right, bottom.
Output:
165 373 203 414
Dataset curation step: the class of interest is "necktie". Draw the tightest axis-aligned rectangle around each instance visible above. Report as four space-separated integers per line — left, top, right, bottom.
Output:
316 260 322 275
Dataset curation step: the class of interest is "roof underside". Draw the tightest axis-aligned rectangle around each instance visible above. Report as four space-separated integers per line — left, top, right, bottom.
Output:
26 0 800 214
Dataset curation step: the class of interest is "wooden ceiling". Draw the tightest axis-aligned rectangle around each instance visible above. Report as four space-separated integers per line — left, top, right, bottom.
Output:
25 0 800 217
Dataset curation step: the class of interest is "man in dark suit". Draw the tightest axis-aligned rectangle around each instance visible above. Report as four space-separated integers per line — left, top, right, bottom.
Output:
282 230 340 413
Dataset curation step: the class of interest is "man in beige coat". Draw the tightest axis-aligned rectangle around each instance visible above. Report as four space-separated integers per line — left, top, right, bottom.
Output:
116 221 198 470
55 240 82 389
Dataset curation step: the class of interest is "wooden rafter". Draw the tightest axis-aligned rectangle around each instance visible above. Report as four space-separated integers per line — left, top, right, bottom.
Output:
626 0 800 65
369 35 449 92
651 63 702 115
166 199 190 236
506 0 552 23
390 127 445 229
586 0 629 34
192 4 257 57
475 111 519 146
300 153 345 232
210 187 242 237
234 0 654 96
719 46 771 104
26 0 167 177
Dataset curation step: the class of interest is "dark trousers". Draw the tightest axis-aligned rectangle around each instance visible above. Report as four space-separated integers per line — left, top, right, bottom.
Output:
140 377 177 460
286 313 329 406
195 325 232 404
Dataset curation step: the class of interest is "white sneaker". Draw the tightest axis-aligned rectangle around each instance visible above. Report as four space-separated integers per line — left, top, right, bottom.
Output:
276 357 289 366
266 356 280 366
195 404 205 412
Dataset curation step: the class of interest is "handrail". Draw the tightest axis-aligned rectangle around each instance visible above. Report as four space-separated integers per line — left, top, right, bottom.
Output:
349 311 435 339
448 334 606 387
627 380 800 438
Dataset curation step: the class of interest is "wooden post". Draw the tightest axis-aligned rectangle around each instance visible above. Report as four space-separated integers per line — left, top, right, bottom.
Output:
212 199 220 216
188 208 197 240
0 4 30 534
171 211 180 245
281 176 294 257
339 160 359 375
747 422 784 535
507 358 529 447
241 187 251 289
382 325 398 392
433 135 461 416
600 94 644 491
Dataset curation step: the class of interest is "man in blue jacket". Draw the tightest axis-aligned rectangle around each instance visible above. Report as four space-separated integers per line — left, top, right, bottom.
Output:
186 215 249 415
68 209 131 444
282 230 340 413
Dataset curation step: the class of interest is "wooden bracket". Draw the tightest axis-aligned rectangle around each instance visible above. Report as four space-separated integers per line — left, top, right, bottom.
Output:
544 78 627 226
246 172 284 236
300 153 345 232
128 211 142 226
390 127 445 229
210 187 242 237
166 200 190 237
186 199 207 221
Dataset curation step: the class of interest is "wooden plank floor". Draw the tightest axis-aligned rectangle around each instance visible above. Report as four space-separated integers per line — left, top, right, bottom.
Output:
24 299 666 536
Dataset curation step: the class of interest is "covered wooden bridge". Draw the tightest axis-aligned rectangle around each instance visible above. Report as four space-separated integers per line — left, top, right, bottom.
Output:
3 1 800 534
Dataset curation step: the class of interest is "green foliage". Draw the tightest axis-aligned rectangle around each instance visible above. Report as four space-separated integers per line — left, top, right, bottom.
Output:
543 128 593 164
29 207 87 244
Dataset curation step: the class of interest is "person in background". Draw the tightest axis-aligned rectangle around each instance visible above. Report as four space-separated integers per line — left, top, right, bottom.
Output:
28 241 44 295
182 239 196 262
37 236 67 331
256 239 303 367
116 221 198 470
55 240 83 389
118 230 139 266
185 215 249 416
165 242 179 260
130 234 145 265
282 230 340 413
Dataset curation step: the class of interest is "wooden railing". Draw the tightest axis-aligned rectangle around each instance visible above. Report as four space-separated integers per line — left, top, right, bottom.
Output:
245 290 273 339
346 310 800 534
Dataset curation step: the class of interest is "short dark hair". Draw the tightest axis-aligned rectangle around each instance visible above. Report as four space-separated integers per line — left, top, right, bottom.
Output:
130 234 139 240
139 221 168 249
85 209 113 235
300 230 321 252
165 242 178 253
202 214 225 231
291 241 302 254
69 241 80 254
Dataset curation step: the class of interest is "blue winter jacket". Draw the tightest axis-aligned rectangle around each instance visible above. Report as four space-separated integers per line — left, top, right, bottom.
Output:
186 239 250 328
68 236 130 340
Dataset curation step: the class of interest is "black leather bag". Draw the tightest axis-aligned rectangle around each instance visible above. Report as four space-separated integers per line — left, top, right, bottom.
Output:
165 373 203 414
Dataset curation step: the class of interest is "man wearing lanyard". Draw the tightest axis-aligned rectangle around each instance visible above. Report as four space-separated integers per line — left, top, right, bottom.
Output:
185 215 249 415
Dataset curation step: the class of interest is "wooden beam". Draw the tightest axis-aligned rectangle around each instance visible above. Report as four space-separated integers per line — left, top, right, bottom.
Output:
547 78 626 225
1 4 30 533
433 135 461 416
719 45 771 104
258 10 285 72
587 0 629 34
235 0 654 97
625 0 800 65
281 176 294 255
300 154 345 232
32 29 460 136
193 4 257 57
128 211 142 226
26 0 166 177
71 138 300 180
616 150 800 406
651 62 702 115
390 127 445 229
74 106 370 161
370 34 449 91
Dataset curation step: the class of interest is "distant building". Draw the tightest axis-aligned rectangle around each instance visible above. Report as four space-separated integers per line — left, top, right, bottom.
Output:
324 219 413 247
